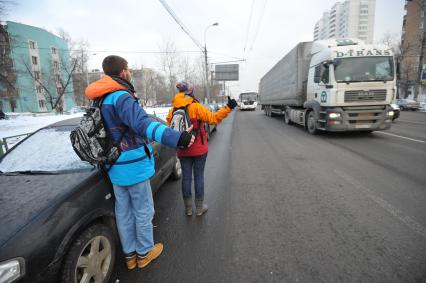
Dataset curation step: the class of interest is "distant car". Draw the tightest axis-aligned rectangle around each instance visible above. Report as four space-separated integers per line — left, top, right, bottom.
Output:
419 102 426 112
67 106 89 114
0 115 181 283
390 103 400 121
0 109 5 120
396 99 420 111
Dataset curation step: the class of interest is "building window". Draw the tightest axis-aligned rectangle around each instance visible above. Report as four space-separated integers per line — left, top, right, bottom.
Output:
31 56 38 65
36 85 43 93
29 41 36 49
55 74 61 82
53 61 59 70
420 21 424 29
34 71 41 80
51 47 57 54
57 87 63 94
422 11 425 18
359 26 368 30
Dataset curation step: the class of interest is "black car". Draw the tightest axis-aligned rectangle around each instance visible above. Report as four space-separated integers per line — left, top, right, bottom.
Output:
0 116 181 283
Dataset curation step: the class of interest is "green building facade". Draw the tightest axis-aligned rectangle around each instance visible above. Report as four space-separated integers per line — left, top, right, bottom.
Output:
0 21 75 112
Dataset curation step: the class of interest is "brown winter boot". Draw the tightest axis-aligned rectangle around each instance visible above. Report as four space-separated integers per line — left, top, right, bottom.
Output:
184 198 193 216
125 252 137 270
195 199 208 216
137 243 164 268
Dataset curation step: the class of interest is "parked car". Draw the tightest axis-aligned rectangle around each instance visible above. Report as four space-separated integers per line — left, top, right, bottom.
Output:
390 103 400 121
396 99 420 111
419 102 426 112
0 115 181 283
67 106 89 114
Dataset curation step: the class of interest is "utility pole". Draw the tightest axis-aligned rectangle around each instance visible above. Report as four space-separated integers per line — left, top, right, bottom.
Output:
204 22 219 103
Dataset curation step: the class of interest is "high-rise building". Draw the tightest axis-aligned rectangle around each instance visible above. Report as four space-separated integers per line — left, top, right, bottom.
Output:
399 0 426 99
0 21 75 113
313 0 376 44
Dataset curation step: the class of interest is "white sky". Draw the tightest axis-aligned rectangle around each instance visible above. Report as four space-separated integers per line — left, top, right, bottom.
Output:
8 0 404 97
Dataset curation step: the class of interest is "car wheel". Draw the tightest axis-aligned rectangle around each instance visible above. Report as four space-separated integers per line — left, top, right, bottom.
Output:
61 224 115 283
170 157 182 180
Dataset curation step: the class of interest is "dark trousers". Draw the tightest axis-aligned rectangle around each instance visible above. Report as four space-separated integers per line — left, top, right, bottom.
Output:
179 154 208 200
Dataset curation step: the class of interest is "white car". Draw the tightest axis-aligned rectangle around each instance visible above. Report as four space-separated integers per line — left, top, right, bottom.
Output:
419 102 426 112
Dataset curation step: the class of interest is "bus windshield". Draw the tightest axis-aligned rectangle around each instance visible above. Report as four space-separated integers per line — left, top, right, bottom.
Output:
334 56 394 83
240 92 258 102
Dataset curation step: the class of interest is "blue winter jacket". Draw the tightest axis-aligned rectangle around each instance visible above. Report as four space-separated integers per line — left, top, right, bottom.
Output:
85 75 181 186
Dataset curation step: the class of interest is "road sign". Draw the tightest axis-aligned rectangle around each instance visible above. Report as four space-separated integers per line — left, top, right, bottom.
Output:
214 64 239 81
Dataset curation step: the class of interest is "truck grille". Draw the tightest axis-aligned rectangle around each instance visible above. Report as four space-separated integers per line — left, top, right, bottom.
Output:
344 90 387 102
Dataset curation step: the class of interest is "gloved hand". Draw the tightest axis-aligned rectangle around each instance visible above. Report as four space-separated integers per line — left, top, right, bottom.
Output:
177 125 195 148
227 96 238 110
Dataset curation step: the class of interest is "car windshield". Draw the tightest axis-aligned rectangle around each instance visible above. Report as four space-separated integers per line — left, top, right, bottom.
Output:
0 127 93 173
240 93 258 101
334 56 394 82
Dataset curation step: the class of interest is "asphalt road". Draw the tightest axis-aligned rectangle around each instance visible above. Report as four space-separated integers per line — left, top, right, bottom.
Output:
111 110 426 283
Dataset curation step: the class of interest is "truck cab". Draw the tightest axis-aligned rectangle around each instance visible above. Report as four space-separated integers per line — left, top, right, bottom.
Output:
305 39 395 133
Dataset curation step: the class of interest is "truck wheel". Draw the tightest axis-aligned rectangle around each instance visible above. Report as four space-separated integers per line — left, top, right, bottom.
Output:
306 111 318 135
61 224 115 283
284 111 292 125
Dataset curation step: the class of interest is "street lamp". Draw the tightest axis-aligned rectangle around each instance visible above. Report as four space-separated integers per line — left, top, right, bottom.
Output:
204 22 219 103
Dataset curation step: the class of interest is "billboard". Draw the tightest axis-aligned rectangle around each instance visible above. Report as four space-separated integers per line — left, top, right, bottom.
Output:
215 64 239 81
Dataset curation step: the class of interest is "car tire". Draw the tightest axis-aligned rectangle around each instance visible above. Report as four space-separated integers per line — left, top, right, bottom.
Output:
170 157 182 180
61 224 115 283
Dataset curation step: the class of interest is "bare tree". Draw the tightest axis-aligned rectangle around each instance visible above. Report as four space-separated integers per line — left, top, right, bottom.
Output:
158 39 180 100
21 52 78 112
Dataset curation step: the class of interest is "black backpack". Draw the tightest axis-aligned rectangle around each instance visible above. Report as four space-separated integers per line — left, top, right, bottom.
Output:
70 97 124 168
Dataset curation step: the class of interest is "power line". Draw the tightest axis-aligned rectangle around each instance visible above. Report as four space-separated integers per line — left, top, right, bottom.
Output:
158 0 203 51
10 45 202 54
249 0 268 51
243 0 256 53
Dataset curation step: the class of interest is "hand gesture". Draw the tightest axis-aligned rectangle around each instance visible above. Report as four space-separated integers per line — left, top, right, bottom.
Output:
227 96 238 110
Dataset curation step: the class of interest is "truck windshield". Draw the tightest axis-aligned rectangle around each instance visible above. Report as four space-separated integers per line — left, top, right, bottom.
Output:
240 93 258 101
334 56 394 83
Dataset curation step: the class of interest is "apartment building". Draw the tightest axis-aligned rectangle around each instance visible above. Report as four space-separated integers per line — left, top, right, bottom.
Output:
313 0 376 44
0 21 75 112
399 0 426 99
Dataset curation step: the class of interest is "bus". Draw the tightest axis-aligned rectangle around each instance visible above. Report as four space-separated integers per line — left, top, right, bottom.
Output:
239 91 258 111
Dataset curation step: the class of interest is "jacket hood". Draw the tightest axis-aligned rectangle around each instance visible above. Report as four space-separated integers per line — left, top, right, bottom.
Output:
85 75 127 100
172 92 195 108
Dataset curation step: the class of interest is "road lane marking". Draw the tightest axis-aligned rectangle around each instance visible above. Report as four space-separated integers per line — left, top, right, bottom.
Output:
375 131 426 144
335 169 426 239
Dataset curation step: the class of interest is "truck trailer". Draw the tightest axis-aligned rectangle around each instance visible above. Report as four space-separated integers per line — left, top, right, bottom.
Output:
259 39 396 134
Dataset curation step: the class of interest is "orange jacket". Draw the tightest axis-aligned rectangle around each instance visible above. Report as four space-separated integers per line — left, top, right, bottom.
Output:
167 92 232 157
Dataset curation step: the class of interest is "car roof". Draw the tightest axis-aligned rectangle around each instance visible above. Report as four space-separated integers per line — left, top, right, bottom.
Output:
44 114 160 129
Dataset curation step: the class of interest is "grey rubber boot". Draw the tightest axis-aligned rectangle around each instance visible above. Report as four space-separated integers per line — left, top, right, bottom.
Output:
184 198 193 216
195 199 208 216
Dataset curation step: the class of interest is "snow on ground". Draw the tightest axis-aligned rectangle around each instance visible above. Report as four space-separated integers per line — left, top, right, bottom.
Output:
0 107 171 152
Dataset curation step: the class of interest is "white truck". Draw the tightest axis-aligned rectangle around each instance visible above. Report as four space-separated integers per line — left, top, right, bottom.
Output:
259 39 396 134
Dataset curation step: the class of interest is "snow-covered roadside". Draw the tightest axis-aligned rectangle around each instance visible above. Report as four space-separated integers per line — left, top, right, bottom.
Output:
0 107 171 152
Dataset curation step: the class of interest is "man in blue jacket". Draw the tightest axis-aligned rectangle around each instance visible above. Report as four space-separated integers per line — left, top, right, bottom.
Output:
85 55 195 270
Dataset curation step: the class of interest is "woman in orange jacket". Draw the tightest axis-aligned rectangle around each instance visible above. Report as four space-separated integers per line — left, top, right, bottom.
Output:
167 82 238 216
